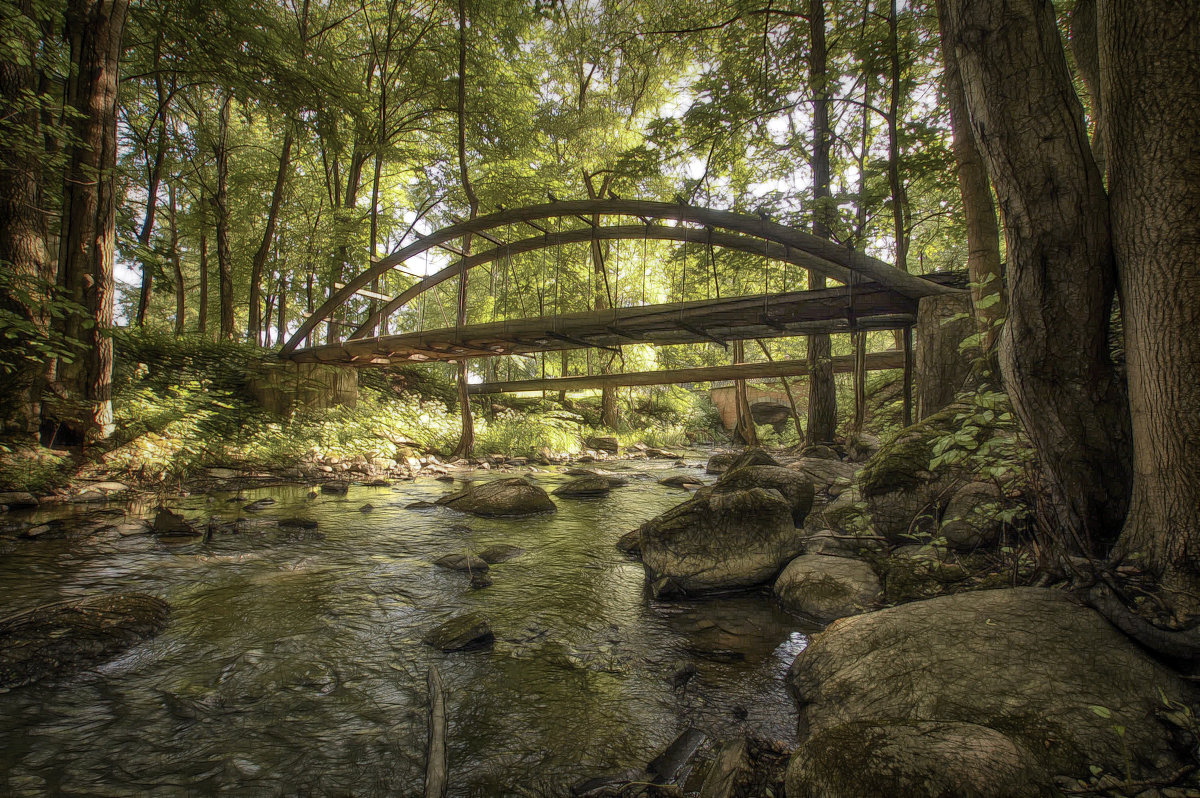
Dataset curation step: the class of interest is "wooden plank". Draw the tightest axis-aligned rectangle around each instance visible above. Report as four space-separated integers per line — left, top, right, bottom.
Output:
424 666 447 798
467 350 905 393
283 199 964 352
289 281 930 364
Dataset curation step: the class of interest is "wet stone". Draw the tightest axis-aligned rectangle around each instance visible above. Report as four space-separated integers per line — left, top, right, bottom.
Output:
243 498 276 511
422 615 494 652
320 483 349 495
477 544 525 564
434 553 490 573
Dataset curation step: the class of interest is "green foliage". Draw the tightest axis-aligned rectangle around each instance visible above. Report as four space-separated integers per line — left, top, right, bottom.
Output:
0 445 73 493
475 409 584 456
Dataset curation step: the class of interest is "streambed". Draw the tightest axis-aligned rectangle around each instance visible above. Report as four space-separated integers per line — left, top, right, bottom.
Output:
0 456 810 796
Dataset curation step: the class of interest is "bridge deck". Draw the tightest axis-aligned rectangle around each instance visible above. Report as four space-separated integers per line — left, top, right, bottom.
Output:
289 272 962 366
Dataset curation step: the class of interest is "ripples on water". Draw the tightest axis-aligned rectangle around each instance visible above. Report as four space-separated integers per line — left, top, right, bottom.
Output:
0 457 811 796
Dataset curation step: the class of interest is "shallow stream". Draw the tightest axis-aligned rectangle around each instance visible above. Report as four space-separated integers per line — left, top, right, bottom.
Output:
0 456 810 796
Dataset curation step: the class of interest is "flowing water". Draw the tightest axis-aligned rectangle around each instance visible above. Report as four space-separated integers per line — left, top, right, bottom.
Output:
0 456 810 796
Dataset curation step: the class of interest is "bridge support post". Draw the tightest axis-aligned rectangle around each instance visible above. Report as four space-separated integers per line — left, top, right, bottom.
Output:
914 293 974 420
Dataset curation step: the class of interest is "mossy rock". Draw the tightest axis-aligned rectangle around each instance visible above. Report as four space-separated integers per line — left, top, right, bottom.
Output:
857 403 970 499
787 720 1052 798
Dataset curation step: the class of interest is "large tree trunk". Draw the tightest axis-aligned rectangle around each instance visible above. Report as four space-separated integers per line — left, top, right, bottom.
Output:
941 0 1132 550
806 0 837 445
1104 0 1200 593
248 126 293 346
0 0 52 439
58 0 128 441
214 93 234 340
450 0 475 459
935 0 1005 353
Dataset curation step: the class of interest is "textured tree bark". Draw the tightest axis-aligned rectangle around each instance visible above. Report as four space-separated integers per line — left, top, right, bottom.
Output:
1069 0 1105 177
168 183 184 335
214 93 234 340
941 0 1131 549
585 173 620 430
887 0 909 274
248 126 293 346
806 0 837 445
731 341 758 446
134 44 166 327
935 0 1005 352
451 0 475 459
0 0 51 438
58 0 128 441
197 194 209 336
1104 0 1200 593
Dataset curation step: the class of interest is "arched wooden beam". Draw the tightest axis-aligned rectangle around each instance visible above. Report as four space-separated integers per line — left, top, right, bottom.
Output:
281 199 960 354
347 223 854 340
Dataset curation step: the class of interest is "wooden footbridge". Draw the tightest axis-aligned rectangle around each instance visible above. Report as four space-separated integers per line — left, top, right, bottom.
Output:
281 199 966 398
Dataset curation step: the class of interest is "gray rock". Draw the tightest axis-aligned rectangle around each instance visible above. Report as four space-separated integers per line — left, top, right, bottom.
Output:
788 458 859 490
639 487 803 597
585 435 620 454
714 465 814 526
615 528 642 556
152 508 202 537
320 482 349 495
552 475 628 497
787 721 1049 798
940 481 1004 550
477 544 525 564
242 498 276 511
659 474 704 489
785 588 1194 785
434 553 490 573
436 477 556 517
0 593 169 690
820 486 865 531
773 554 882 622
800 444 840 461
0 492 38 511
422 615 494 652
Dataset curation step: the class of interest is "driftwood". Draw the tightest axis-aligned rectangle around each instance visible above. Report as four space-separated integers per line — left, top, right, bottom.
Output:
424 665 447 798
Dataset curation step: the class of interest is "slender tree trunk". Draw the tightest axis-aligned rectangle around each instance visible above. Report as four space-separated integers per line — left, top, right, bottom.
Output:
367 149 384 338
248 125 293 346
168 182 184 335
327 145 367 344
731 341 758 446
584 174 619 429
214 92 234 340
197 190 209 335
276 271 288 346
806 0 836 445
451 0 476 459
887 0 909 273
135 40 166 326
58 0 128 441
935 0 1005 352
1104 0 1200 594
0 0 51 439
941 0 1132 549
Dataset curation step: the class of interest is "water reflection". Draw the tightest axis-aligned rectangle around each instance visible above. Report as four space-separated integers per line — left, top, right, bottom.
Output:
0 457 810 796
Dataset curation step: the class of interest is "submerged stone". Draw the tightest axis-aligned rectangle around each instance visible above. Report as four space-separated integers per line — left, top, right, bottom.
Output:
422 615 494 652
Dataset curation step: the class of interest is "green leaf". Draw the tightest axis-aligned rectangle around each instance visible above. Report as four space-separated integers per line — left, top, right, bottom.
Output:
1090 705 1112 719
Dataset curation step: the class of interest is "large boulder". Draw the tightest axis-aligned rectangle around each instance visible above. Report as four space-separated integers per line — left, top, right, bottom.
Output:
785 588 1194 788
552 475 628 497
773 554 881 622
940 481 1004 550
787 458 859 491
436 477 556 517
714 465 814 527
639 487 803 597
706 448 778 475
1 593 170 690
0 492 38 511
585 435 620 454
788 720 1049 798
